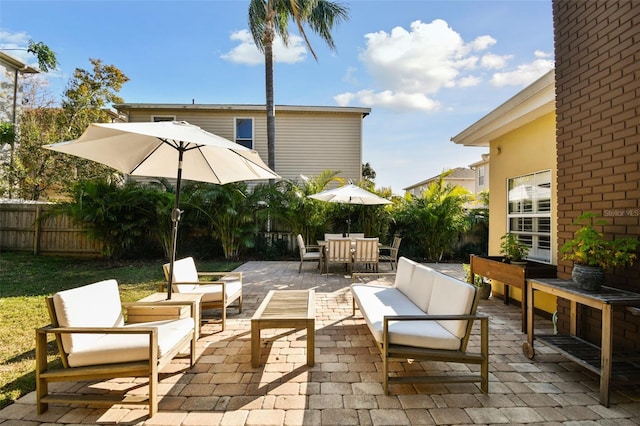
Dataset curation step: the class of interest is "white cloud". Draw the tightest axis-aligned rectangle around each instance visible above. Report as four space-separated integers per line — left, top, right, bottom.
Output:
458 75 481 88
535 50 553 58
0 30 35 64
337 19 500 111
221 29 307 65
481 53 512 69
335 89 440 111
490 57 554 87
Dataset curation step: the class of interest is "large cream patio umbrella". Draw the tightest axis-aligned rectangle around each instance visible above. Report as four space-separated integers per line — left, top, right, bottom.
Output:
308 183 391 236
45 121 279 299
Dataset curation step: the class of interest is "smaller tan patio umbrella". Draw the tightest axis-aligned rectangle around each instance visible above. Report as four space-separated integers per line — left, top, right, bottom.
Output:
308 183 391 236
45 121 279 299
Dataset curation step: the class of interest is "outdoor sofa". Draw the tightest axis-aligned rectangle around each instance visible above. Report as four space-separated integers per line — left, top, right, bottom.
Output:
351 257 489 393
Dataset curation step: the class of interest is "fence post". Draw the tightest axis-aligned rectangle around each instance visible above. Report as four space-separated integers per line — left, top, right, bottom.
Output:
33 205 41 255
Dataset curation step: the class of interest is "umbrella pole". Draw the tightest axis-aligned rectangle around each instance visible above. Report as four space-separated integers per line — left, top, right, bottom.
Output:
167 148 185 300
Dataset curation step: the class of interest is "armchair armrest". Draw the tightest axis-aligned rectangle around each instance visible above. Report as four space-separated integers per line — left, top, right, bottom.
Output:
197 271 242 281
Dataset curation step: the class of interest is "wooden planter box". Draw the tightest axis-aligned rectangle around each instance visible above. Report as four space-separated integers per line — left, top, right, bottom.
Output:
469 255 557 332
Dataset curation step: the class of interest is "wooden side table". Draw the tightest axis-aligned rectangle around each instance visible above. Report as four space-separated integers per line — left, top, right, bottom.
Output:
251 290 315 367
133 292 203 340
524 278 640 406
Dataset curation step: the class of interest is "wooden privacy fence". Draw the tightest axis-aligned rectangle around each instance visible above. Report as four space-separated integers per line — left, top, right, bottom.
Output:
0 203 102 256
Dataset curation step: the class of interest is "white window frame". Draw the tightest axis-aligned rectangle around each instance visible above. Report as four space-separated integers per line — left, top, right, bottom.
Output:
234 117 253 149
506 170 552 263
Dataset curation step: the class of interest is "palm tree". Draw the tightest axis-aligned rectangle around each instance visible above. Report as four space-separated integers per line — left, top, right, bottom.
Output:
248 0 349 175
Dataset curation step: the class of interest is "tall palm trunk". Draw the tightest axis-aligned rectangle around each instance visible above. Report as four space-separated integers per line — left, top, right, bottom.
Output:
264 2 276 179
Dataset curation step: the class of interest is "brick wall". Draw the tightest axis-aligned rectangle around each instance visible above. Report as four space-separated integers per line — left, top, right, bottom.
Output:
553 0 640 351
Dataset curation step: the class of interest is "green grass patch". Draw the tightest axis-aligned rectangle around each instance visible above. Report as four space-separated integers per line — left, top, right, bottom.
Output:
0 252 241 410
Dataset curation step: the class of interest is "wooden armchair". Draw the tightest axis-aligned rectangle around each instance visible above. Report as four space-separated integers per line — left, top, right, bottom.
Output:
162 257 242 331
36 279 196 418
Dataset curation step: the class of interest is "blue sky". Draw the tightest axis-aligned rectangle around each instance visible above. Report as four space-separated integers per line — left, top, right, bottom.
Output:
1 0 555 194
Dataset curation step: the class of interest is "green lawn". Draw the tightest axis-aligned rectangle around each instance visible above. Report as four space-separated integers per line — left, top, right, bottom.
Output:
0 252 241 410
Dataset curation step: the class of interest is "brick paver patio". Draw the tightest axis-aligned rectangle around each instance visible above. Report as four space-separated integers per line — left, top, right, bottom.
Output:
2 260 639 425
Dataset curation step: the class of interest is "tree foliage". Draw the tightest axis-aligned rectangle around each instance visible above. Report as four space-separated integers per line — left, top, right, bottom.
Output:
3 59 129 200
391 171 472 261
27 40 58 72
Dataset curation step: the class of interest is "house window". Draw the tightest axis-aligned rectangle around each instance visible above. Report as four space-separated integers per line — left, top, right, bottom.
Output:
152 116 175 122
478 165 486 186
507 170 551 263
235 118 253 149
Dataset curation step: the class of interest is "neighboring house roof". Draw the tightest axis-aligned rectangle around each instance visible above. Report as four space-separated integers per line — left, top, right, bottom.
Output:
115 103 371 118
468 153 490 168
450 69 555 147
403 167 475 191
0 51 39 74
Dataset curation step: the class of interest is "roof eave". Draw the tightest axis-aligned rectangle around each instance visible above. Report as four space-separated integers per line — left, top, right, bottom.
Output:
450 69 555 147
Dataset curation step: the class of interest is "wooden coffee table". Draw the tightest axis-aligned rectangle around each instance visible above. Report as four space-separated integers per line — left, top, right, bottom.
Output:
251 290 315 367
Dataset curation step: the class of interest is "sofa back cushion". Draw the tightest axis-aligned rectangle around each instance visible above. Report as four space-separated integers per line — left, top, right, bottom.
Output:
427 272 477 339
164 257 198 292
393 257 417 293
401 263 436 312
53 279 125 354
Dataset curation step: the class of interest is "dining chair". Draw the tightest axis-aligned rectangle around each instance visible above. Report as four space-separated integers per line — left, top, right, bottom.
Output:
353 237 380 272
379 236 402 270
325 238 353 275
297 234 322 273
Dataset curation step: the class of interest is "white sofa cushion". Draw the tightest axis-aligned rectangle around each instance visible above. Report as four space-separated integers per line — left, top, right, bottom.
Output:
427 272 476 339
400 263 436 312
53 279 125 354
393 257 417 293
351 284 461 350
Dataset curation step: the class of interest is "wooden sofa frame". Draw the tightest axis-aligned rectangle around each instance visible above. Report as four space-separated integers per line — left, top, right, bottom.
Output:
36 297 196 418
352 271 489 394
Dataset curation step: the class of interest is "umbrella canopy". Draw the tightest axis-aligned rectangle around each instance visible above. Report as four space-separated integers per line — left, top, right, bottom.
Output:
308 184 391 205
45 121 278 184
308 184 391 236
45 121 279 299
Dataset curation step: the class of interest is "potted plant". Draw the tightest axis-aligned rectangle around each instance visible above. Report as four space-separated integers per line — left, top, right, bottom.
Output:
560 212 639 291
463 263 491 299
499 232 529 264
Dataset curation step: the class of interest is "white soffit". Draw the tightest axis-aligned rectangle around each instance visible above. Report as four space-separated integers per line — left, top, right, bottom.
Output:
451 69 555 147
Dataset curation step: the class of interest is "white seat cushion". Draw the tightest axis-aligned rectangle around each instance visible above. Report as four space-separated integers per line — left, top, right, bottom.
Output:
67 318 194 367
193 279 242 303
351 284 461 350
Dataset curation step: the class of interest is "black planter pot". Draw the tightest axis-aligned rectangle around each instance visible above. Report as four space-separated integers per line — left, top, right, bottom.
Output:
572 264 605 291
